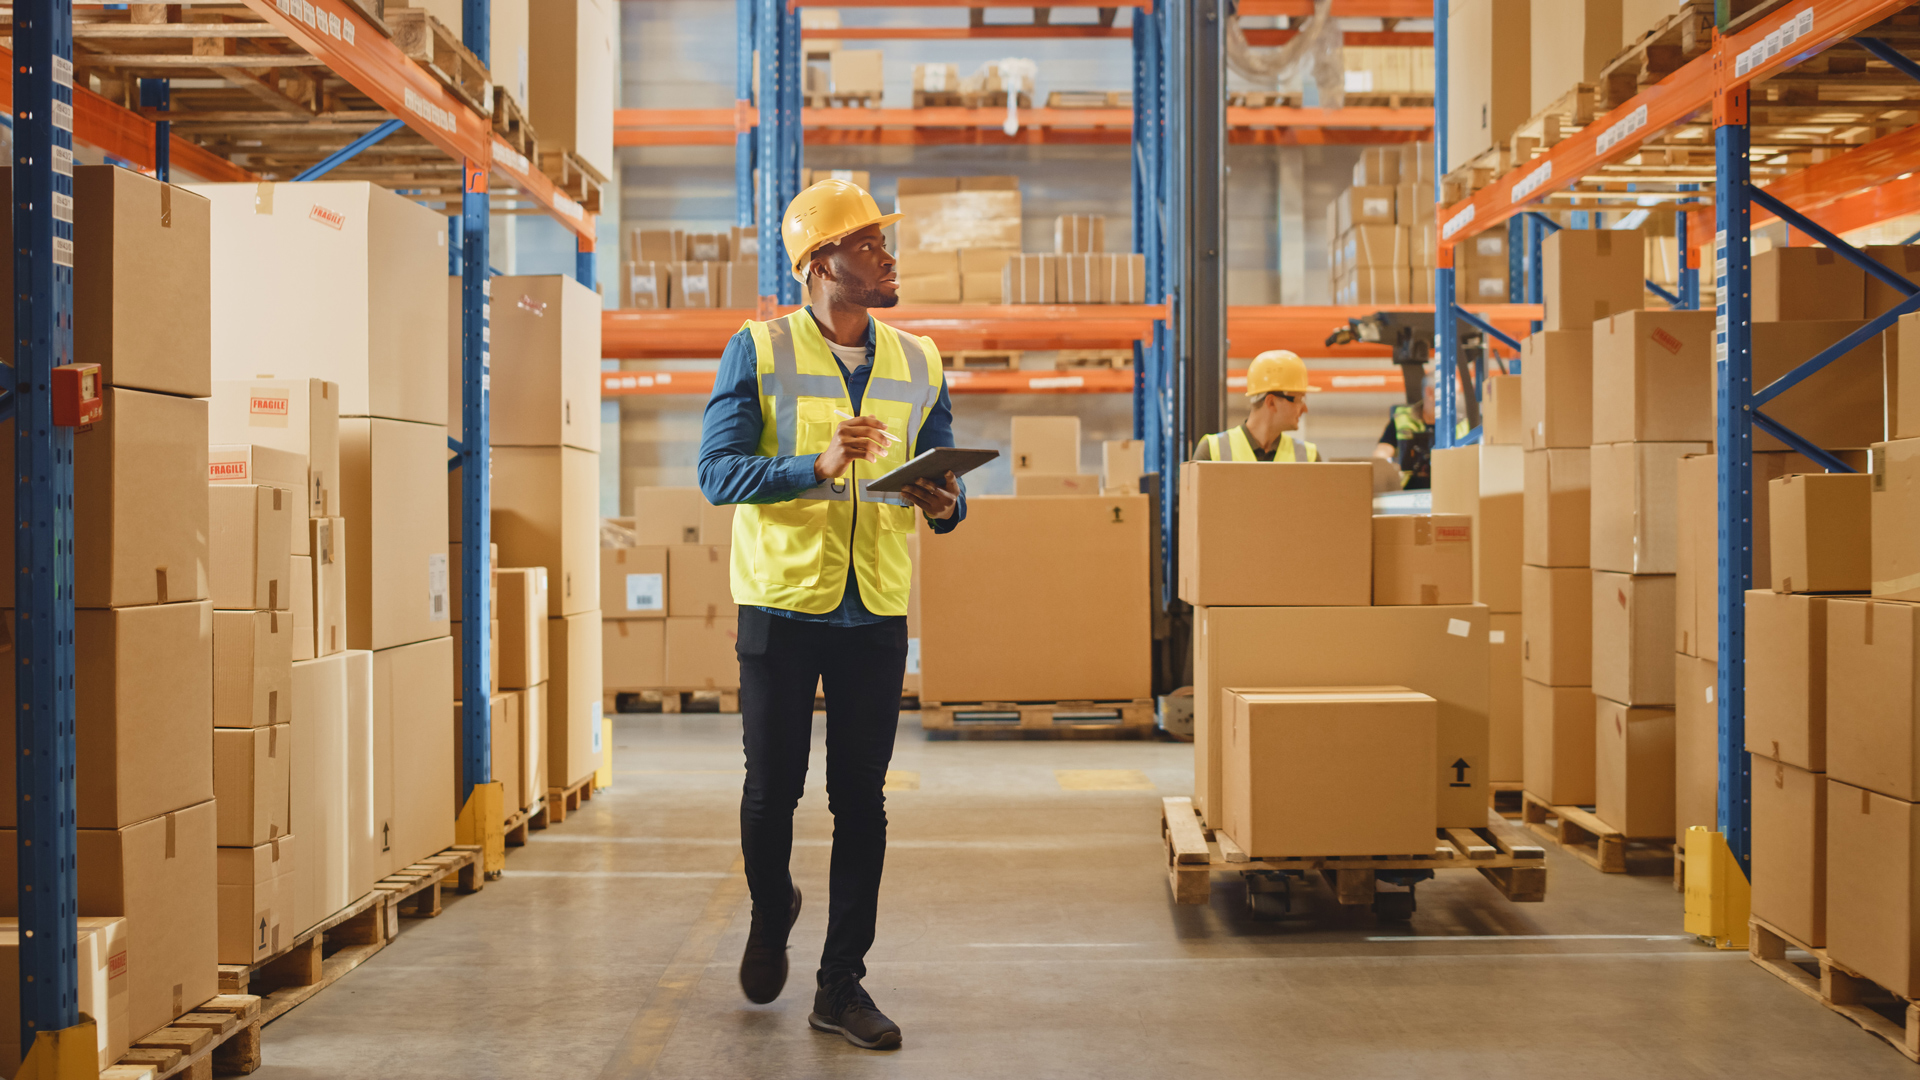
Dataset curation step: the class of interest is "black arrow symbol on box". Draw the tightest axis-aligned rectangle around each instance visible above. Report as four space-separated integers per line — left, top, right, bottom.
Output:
1449 758 1471 787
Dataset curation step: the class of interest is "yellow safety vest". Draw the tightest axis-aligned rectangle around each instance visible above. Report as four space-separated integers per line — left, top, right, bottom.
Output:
728 310 944 616
1200 426 1319 463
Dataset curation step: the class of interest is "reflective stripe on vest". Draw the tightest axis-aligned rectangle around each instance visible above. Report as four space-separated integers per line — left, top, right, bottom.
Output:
1204 426 1317 463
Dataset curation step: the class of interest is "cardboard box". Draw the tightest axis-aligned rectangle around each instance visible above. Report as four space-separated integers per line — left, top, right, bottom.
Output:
1827 598 1920 799
1372 515 1473 606
604 618 667 688
1868 245 1920 318
1482 375 1523 445
1590 310 1716 444
214 724 289 849
209 444 308 557
1542 228 1646 331
1770 472 1870 593
1219 687 1438 857
207 378 341 519
1674 653 1718 841
1827 780 1920 996
376 638 454 871
498 567 550 689
1529 0 1622 114
1003 254 1057 304
1104 253 1147 303
1754 246 1866 322
628 228 684 265
830 48 883 95
894 248 960 304
1745 321 1885 453
341 419 451 650
1054 214 1105 253
1592 571 1677 706
1595 696 1676 838
213 609 292 729
549 612 604 787
1521 565 1592 686
958 248 1014 304
216 836 293 966
895 190 1022 253
1901 314 1920 439
723 260 759 308
1523 680 1596 806
311 518 346 658
518 684 546 813
1054 253 1107 304
629 487 710 546
921 496 1151 703
912 62 958 92
602 546 667 618
668 544 736 618
0 603 213 831
472 275 601 452
1014 474 1102 497
494 446 600 616
1344 225 1408 269
1430 445 1524 613
669 260 724 309
1102 439 1145 492
337 650 385 902
1180 463 1373 607
1520 330 1594 449
1354 147 1401 186
622 260 670 309
1746 591 1831 772
682 231 728 262
1590 441 1709 575
1397 182 1436 229
289 654 346 931
1490 612 1523 782
0 917 131 1074
1444 0 1530 170
527 0 615 181
1874 439 1920 601
1011 416 1080 475
1752 756 1827 947
1523 448 1590 567
0 801 218 1043
1337 267 1413 305
472 692 524 812
290 554 315 663
210 485 293 611
1337 185 1398 229
1674 454 1712 658
190 182 449 425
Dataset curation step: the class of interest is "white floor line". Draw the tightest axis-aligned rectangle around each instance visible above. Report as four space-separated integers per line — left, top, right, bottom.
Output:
1364 934 1694 942
506 870 735 879
967 943 1141 948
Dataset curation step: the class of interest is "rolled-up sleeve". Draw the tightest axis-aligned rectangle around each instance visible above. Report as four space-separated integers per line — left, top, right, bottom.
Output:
696 329 822 505
916 377 967 534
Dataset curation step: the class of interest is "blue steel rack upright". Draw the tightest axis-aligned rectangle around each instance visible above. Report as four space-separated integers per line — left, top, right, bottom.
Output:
456 0 495 808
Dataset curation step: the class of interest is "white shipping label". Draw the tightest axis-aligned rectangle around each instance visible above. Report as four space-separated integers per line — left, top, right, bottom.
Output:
1489 630 1506 644
592 706 604 753
906 637 921 675
428 553 450 622
1362 197 1391 218
1446 618 1471 638
625 573 664 612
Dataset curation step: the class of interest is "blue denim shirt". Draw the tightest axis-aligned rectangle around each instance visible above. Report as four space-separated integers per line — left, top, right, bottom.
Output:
696 311 966 626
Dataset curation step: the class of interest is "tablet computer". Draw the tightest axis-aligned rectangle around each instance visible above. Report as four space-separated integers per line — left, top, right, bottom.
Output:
864 447 999 493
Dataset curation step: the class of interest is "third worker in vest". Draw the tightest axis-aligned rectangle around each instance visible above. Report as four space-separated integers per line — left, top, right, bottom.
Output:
1193 349 1321 462
1373 370 1465 489
697 179 965 1051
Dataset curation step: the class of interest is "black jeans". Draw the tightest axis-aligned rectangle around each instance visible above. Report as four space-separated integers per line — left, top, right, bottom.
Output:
736 605 908 986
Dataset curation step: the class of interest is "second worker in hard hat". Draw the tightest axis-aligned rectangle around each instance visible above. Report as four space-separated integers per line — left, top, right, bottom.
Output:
1193 350 1322 462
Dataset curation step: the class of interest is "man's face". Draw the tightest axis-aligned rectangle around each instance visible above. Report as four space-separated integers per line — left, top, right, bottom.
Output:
811 224 898 308
1258 392 1307 428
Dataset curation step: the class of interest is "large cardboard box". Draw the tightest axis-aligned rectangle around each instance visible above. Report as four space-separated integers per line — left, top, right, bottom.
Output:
1219 687 1438 857
527 0 615 181
1874 439 1920 601
190 182 449 425
1528 0 1621 114
1590 441 1708 575
1747 591 1831 772
921 496 1151 703
1523 680 1596 806
1753 246 1866 322
1491 612 1523 782
518 685 546 813
216 835 294 966
1770 472 1870 593
1431 445 1524 613
1826 780 1920 996
1102 439 1145 493
1179 463 1373 607
0 801 218 1044
629 486 730 546
829 48 884 95
549 612 604 787
959 249 1015 304
377 638 455 870
1015 474 1102 497
1371 515 1473 606
1590 310 1716 444
1521 565 1591 686
1483 375 1523 445
1869 245 1920 318
341 419 451 650
1542 228 1646 331
1194 605 1491 827
393 0 530 107
1003 254 1057 304
663 615 737 691
605 618 667 688
1752 755 1827 947
1827 599 1920 799
289 653 348 932
896 190 1022 253
207 378 341 519
1010 416 1080 475
1520 330 1594 449
1744 321 1886 453
1595 696 1676 838
469 693 524 813
290 555 315 663
213 609 292 729
498 567 550 689
468 275 601 452
0 603 213 830
494 446 600 616
1900 314 1920 439
1674 453 1713 658
668 544 737 619
601 546 667 618
1592 571 1677 706
1674 653 1719 840
214 725 289 848
0 167 209 398
209 444 308 557
1523 448 1590 567
311 517 346 658
1443 0 1530 171
0 917 131 1074
340 651 386 901
209 485 293 611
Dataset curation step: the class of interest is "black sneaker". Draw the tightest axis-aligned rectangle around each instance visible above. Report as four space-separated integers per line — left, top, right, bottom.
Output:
807 977 902 1050
738 886 802 1004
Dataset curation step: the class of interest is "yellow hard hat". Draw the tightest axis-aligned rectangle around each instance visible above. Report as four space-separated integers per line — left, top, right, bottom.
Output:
782 178 904 285
1245 350 1319 397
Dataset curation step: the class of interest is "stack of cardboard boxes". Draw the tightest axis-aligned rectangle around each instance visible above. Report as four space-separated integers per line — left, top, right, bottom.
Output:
1009 416 1098 496
1328 144 1435 306
1443 0 1529 173
603 488 738 699
1002 213 1149 305
623 225 760 309
526 0 616 185
1181 462 1491 851
1342 46 1435 95
894 176 1023 304
1432 431 1523 791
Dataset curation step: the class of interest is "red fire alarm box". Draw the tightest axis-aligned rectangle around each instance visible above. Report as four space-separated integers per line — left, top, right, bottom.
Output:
53 363 103 427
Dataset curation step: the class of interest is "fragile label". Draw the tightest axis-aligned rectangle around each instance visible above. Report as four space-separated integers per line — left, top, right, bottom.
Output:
1650 327 1684 355
249 390 291 427
1434 525 1471 543
625 573 664 612
1446 619 1470 638
308 203 346 230
209 460 250 482
428 553 449 622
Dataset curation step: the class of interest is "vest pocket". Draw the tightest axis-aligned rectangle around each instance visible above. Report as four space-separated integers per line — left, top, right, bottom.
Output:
751 503 827 587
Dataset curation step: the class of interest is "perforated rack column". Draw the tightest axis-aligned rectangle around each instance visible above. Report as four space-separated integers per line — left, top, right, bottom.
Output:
457 0 493 805
1713 84 1754 870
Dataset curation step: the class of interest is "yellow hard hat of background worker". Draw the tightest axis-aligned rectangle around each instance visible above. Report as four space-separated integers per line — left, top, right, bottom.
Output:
1244 350 1320 397
782 178 904 285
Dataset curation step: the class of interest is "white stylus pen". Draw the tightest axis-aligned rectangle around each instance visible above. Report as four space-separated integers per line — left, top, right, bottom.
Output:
834 410 899 444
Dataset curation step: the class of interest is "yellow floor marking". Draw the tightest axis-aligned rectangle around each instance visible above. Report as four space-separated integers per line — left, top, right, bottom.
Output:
883 770 920 791
1054 769 1155 792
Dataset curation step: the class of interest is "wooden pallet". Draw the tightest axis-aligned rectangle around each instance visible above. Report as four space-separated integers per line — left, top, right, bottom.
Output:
490 87 539 164
371 846 484 931
504 796 548 847
920 698 1155 735
1750 915 1920 1063
806 92 885 108
1520 792 1674 874
111 994 263 1079
912 90 965 108
612 688 741 714
944 349 1020 370
539 150 605 213
1046 90 1112 108
545 773 598 826
386 8 491 115
1054 348 1131 370
1160 796 1548 908
1489 781 1524 819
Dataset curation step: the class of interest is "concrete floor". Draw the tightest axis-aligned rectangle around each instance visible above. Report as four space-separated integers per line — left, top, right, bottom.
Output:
251 713 1916 1079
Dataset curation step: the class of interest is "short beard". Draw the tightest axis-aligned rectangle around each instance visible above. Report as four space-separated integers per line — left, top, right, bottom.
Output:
838 278 898 309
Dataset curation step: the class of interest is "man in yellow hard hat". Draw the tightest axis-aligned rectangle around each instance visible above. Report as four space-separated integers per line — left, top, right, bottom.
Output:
697 178 964 1051
1192 350 1322 462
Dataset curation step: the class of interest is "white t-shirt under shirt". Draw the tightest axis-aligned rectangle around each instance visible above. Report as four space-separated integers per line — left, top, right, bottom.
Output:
824 338 868 373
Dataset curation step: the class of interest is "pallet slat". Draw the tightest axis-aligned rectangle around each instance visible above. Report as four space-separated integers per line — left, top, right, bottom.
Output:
1751 916 1920 1063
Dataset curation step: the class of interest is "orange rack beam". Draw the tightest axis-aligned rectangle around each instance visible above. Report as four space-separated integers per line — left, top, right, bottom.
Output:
603 366 1412 398
615 106 1432 147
